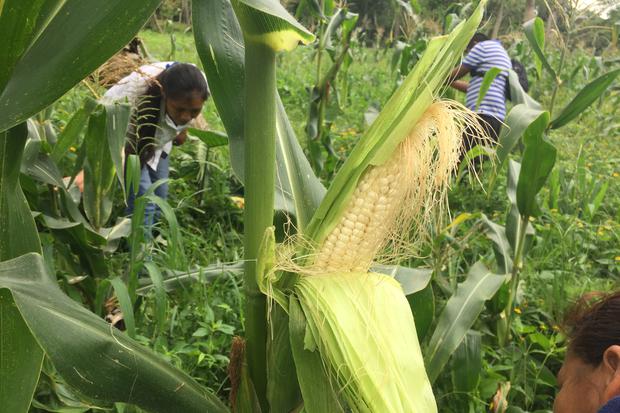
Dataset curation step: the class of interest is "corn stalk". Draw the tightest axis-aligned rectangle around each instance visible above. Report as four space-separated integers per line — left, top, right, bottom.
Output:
230 1 314 410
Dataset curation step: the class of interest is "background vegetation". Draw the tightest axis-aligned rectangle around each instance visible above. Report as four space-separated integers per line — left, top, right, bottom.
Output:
2 0 619 412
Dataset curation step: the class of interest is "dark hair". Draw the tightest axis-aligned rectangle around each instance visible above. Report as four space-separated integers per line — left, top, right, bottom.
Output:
467 32 489 50
564 291 620 366
128 63 209 164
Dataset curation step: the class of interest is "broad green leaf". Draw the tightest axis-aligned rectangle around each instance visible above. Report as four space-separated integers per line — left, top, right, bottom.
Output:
550 68 620 129
289 296 344 413
268 307 302 412
306 0 487 245
475 67 502 110
143 262 167 333
516 111 555 218
451 330 482 393
480 214 513 274
0 123 41 261
38 215 108 278
372 264 432 295
0 289 44 413
232 0 314 51
124 154 141 199
0 0 53 91
0 253 230 413
108 277 135 338
104 102 131 195
83 106 115 230
505 160 535 252
425 262 507 383
408 282 434 342
507 70 542 110
193 0 326 230
52 97 98 162
188 128 229 148
143 193 187 269
23 153 66 188
523 18 556 80
497 104 546 167
0 0 161 132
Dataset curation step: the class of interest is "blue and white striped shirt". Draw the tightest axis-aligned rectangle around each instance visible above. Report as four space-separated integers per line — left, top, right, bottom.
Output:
462 40 511 120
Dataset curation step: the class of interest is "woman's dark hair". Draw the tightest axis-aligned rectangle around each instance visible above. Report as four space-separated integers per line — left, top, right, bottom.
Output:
467 32 490 50
128 63 209 164
564 291 620 366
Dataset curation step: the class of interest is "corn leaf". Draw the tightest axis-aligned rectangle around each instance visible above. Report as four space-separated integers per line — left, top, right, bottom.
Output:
52 97 98 162
0 0 161 132
232 0 314 51
372 264 432 295
523 17 556 80
480 214 514 274
0 289 44 413
505 160 535 252
475 67 502 110
83 106 116 230
104 102 131 196
188 128 229 148
193 0 326 230
143 262 168 333
497 104 546 167
0 253 230 413
425 262 507 383
451 330 482 393
550 68 620 129
289 296 344 413
516 111 555 218
507 70 542 110
37 215 108 278
305 0 487 244
0 123 41 261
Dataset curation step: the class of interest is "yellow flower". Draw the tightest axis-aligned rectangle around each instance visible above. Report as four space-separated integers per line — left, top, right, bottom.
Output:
577 221 584 228
514 307 522 315
539 324 547 331
69 146 76 153
229 196 245 209
613 172 619 178
552 325 560 331
615 256 620 262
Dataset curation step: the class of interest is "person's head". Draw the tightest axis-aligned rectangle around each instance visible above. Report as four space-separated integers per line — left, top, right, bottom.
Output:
466 32 489 52
133 63 209 162
554 291 620 413
157 63 209 126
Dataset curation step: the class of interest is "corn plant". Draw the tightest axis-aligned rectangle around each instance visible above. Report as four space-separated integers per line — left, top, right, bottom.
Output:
481 16 620 345
194 0 502 411
304 0 359 176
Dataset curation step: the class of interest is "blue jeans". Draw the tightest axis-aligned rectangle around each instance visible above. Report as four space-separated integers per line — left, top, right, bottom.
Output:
126 154 169 229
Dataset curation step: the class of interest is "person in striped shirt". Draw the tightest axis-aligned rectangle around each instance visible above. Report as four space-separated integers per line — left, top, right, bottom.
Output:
448 32 512 153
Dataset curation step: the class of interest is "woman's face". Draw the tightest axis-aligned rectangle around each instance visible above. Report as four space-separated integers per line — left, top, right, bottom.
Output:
554 354 607 413
165 91 205 126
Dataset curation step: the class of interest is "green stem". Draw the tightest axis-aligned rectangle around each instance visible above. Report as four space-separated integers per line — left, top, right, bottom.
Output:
548 8 573 118
243 41 276 413
502 215 529 344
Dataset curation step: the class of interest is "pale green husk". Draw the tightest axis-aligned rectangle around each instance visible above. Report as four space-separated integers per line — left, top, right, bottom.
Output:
295 272 437 413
